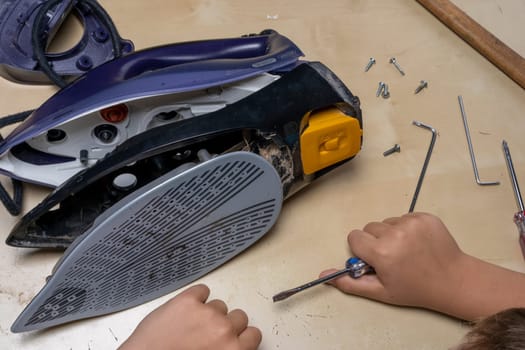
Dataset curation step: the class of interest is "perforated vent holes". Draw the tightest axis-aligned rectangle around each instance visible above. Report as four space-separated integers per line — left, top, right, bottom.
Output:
13 152 283 332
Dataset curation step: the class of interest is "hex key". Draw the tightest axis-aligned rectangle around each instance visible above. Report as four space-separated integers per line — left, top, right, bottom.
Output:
409 121 437 213
458 96 499 186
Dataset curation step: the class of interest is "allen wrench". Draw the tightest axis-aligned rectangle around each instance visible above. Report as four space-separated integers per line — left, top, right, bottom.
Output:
458 96 499 186
409 121 437 213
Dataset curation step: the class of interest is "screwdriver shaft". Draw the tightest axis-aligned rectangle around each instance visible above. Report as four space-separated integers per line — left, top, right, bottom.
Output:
272 268 350 302
503 140 524 211
273 257 374 302
292 268 349 291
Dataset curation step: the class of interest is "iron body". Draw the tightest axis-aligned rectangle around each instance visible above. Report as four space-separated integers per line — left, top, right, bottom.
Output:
5 30 363 332
7 60 363 248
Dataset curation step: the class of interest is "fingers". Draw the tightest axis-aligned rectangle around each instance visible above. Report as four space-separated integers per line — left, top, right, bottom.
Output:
319 269 388 302
382 216 402 225
349 220 405 264
383 212 429 225
238 326 263 350
221 307 261 349
330 274 387 300
347 229 377 263
205 300 261 349
361 221 395 238
319 268 341 279
226 308 261 349
180 284 210 303
226 309 248 334
207 299 228 314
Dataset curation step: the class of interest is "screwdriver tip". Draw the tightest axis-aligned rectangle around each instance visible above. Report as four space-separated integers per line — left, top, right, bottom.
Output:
272 289 298 302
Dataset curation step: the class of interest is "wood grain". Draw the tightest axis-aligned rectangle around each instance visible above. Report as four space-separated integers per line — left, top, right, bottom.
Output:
416 0 525 89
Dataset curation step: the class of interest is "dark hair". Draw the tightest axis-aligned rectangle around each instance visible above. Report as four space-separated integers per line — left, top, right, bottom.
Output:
458 308 525 350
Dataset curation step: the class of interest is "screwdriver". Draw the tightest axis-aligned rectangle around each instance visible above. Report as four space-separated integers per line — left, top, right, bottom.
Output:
502 140 525 259
272 257 374 302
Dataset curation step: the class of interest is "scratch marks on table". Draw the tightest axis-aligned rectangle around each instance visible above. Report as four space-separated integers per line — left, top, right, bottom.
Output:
256 290 269 300
305 313 328 319
109 327 119 342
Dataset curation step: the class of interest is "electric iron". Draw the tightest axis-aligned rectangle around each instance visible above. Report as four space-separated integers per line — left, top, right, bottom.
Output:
7 30 363 332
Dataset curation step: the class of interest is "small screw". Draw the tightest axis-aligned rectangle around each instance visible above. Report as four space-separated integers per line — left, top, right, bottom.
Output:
383 144 400 156
382 83 390 98
414 80 428 94
389 57 405 76
364 57 376 72
376 81 385 97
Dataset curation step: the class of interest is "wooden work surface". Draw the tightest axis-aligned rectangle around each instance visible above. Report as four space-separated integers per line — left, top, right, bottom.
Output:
1 1 524 348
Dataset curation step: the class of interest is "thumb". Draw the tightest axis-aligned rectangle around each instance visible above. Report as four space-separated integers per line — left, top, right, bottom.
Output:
319 269 387 301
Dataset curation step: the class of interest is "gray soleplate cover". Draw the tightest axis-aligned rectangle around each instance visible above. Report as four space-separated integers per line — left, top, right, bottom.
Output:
12 151 283 332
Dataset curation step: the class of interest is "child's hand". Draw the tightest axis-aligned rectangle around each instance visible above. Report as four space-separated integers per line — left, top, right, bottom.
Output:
321 212 475 315
320 212 525 320
119 284 261 350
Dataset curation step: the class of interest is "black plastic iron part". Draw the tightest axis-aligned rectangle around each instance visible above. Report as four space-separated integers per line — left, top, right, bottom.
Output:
0 110 34 215
6 61 362 248
31 0 129 88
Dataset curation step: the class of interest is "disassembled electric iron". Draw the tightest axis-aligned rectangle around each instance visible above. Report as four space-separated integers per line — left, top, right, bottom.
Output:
3 29 363 332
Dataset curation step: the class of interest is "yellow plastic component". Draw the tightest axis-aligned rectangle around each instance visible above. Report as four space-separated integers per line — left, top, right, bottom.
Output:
300 107 362 175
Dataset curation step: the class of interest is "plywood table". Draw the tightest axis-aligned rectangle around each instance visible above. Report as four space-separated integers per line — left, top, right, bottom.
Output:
1 1 524 348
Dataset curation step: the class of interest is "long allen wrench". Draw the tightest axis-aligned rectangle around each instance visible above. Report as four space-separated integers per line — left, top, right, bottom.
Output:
409 121 437 213
458 96 499 186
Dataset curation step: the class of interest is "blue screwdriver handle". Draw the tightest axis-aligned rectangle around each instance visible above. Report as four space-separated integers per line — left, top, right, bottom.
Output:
346 257 374 278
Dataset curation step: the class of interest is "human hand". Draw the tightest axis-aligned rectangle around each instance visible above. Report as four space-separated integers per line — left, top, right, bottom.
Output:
321 212 525 320
319 212 470 313
119 284 262 350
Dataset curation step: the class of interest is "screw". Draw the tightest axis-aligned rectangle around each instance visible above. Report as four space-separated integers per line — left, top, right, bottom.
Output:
364 57 376 72
383 144 400 156
382 83 390 98
376 81 385 97
389 57 405 76
414 80 428 94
